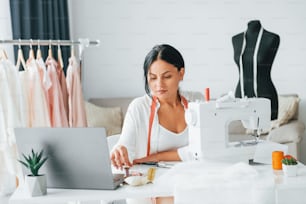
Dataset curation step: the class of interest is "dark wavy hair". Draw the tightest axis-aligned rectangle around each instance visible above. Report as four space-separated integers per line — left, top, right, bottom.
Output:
143 44 185 96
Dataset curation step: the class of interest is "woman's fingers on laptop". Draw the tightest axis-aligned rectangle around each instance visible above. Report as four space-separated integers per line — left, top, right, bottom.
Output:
111 145 132 169
111 149 122 169
118 146 132 168
110 150 119 168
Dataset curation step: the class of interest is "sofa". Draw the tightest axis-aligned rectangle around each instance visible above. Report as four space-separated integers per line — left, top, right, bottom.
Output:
85 93 305 160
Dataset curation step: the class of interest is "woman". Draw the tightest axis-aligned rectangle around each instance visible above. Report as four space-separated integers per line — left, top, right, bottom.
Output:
110 44 192 203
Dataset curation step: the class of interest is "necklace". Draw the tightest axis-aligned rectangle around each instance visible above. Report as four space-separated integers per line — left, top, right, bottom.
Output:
239 27 264 98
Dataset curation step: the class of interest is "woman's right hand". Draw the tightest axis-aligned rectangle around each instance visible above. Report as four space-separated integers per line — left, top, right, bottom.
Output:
110 145 132 169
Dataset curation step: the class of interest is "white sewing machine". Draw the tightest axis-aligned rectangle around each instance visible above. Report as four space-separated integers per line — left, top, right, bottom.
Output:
185 97 271 163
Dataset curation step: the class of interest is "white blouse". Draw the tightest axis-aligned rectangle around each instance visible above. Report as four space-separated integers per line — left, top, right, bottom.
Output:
157 125 188 153
113 94 193 162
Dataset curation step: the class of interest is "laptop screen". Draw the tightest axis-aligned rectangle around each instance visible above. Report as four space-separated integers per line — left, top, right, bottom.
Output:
15 127 123 190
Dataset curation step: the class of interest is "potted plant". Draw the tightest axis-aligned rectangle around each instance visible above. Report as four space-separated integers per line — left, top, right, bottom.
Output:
18 149 48 196
281 155 298 177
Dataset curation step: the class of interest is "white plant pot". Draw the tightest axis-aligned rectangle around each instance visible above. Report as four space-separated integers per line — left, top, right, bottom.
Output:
282 164 298 177
25 175 47 197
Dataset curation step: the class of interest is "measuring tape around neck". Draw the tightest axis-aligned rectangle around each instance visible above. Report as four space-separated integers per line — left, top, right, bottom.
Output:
239 27 264 98
146 95 188 156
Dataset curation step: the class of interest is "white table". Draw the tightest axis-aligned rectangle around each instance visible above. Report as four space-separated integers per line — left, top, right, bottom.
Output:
9 162 306 204
169 161 306 204
9 165 171 204
9 184 170 204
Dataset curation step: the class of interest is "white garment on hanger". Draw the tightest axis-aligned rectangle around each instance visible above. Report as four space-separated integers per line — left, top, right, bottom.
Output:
0 61 15 145
24 59 51 127
0 59 26 180
36 58 52 93
2 59 26 129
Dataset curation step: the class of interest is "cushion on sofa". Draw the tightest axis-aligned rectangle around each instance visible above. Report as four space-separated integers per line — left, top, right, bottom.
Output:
271 95 300 129
89 97 134 118
84 101 123 136
267 120 304 143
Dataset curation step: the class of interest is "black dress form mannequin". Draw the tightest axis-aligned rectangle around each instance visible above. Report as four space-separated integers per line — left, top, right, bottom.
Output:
232 20 280 120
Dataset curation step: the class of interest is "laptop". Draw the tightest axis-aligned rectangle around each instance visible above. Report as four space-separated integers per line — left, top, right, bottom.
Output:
14 127 124 190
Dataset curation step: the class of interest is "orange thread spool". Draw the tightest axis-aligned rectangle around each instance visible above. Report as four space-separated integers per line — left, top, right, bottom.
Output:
205 88 210 102
272 151 284 170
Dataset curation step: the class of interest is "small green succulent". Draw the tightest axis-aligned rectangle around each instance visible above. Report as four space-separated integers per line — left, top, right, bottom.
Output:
18 149 48 176
281 155 298 165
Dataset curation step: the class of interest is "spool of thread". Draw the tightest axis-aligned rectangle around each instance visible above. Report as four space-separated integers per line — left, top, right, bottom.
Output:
272 151 284 170
123 166 130 177
205 87 210 101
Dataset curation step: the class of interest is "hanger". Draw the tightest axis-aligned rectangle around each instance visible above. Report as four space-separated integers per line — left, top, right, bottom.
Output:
71 44 75 58
36 39 42 60
0 47 8 60
28 39 35 61
48 39 53 58
16 39 27 70
57 40 64 68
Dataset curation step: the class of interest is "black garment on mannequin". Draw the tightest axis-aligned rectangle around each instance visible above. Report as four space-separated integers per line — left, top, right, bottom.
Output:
232 20 280 120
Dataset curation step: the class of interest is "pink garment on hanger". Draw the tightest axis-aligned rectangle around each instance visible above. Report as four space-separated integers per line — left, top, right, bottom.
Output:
36 58 52 105
56 60 69 120
66 56 87 127
45 57 68 127
36 58 51 124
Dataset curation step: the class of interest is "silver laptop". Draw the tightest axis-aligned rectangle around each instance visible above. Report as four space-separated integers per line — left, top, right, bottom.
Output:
14 127 124 190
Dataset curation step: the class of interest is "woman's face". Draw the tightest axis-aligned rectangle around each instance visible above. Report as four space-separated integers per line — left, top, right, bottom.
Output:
148 59 184 100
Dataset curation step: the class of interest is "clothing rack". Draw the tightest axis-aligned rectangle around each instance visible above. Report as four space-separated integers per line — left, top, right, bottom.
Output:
0 39 100 47
0 38 100 86
0 38 100 62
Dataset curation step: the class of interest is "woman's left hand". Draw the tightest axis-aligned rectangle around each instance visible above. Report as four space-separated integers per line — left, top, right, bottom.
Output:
133 150 181 164
133 153 159 165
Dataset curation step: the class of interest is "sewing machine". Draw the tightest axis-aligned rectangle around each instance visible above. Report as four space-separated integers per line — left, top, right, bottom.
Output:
185 97 271 163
